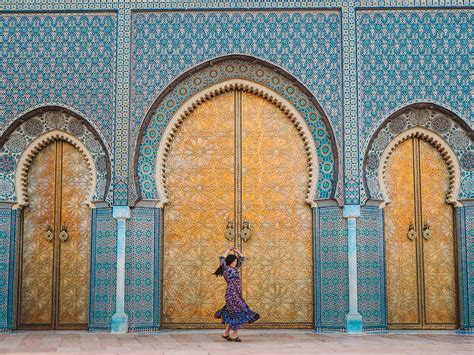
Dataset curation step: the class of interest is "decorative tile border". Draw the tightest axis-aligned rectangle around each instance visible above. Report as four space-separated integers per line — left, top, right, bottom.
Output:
0 109 112 203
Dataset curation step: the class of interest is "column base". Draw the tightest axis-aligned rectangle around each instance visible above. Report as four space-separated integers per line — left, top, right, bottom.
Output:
346 313 362 334
111 313 128 334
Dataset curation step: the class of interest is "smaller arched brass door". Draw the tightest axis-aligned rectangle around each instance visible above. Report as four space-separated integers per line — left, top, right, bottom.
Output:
385 137 457 329
18 140 92 329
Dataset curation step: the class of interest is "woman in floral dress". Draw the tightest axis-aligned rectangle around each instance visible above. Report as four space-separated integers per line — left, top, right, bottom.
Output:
214 247 259 342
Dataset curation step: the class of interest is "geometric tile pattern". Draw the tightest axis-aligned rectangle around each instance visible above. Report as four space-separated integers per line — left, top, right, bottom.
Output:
130 11 343 171
314 206 348 331
89 208 117 331
125 207 160 331
0 13 117 150
362 107 473 203
458 205 474 331
135 59 340 204
357 206 386 330
357 10 473 157
0 110 112 203
0 208 16 332
112 10 132 206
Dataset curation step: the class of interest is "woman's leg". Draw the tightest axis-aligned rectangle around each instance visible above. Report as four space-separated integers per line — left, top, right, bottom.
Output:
231 328 238 339
223 324 231 336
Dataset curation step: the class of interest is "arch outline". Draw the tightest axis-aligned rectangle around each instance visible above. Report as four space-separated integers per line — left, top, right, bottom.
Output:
15 130 97 209
155 79 319 207
135 56 339 205
378 127 462 208
362 103 473 204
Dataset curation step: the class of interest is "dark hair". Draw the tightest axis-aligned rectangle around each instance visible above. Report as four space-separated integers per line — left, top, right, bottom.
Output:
213 254 238 277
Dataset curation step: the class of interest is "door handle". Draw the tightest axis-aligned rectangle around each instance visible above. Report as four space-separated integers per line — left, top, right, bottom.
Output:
225 220 235 242
59 225 69 242
407 223 416 241
45 225 54 242
422 223 431 241
241 220 251 242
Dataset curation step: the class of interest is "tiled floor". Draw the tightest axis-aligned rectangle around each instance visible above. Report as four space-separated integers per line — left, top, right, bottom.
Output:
0 329 472 354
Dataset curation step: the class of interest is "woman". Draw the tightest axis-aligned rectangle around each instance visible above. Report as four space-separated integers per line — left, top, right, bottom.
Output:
214 247 259 342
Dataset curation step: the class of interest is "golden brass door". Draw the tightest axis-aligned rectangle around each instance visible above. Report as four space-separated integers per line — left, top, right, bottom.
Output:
18 140 92 329
241 92 313 327
162 90 313 328
385 137 457 329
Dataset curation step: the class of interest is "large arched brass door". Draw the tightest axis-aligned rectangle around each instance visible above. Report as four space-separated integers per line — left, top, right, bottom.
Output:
385 137 457 329
18 140 92 329
162 90 313 328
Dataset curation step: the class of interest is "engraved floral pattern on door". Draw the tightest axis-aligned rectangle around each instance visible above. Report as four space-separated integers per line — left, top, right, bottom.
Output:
241 92 313 326
58 142 92 326
19 140 92 329
385 137 457 329
385 139 419 326
419 139 456 327
19 143 56 326
162 92 234 326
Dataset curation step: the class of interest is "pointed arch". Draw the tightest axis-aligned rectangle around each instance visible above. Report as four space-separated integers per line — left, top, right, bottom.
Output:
134 55 339 205
0 106 112 203
15 130 97 208
362 103 473 205
156 79 318 207
379 127 461 207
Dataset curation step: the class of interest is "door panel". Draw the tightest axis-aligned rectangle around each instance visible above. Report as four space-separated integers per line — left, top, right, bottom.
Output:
385 137 457 329
419 139 456 327
19 143 57 327
241 92 313 326
18 140 91 329
162 92 235 326
58 142 92 326
385 139 420 326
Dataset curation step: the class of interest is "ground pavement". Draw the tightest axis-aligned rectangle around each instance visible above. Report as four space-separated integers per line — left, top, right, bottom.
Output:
0 329 472 354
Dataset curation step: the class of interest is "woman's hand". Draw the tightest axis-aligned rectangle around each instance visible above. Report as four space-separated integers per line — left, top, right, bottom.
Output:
232 248 243 257
222 247 232 257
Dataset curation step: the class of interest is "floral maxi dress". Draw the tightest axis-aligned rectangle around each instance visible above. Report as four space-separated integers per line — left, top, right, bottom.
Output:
215 256 260 330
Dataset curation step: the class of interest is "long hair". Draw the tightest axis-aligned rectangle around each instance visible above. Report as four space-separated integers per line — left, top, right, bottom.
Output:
213 254 238 277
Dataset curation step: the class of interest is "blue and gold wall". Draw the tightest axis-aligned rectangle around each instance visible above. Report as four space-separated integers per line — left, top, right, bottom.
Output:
0 0 472 333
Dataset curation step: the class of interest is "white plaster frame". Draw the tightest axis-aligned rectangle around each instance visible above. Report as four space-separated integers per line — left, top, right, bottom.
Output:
378 127 462 208
155 78 319 207
15 130 97 208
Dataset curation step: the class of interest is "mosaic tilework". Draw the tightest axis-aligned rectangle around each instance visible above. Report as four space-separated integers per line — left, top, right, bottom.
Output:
458 205 474 331
0 110 112 203
357 206 386 330
0 13 117 149
357 10 473 158
314 206 348 331
135 59 340 204
125 207 160 331
130 11 343 199
89 208 117 331
341 6 360 204
113 9 132 206
362 107 473 203
0 208 15 332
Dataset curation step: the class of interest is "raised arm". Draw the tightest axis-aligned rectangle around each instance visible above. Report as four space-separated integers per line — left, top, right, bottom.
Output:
232 248 245 268
220 247 232 267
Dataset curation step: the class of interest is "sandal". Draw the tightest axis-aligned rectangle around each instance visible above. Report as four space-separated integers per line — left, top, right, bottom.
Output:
231 337 241 342
222 335 231 341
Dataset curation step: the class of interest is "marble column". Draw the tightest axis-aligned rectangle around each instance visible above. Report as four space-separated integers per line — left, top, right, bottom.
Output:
343 205 362 334
111 206 130 334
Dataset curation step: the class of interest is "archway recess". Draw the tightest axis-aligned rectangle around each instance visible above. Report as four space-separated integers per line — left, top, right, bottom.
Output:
134 56 339 206
362 104 473 205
